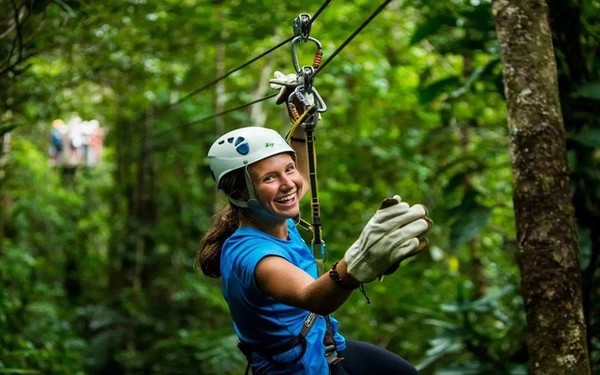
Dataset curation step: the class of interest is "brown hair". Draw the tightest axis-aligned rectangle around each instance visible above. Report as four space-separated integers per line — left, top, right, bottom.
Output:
195 168 249 278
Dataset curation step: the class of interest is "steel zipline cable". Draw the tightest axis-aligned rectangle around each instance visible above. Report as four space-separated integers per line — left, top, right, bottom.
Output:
313 0 392 79
185 92 278 125
180 0 392 127
169 0 333 109
168 38 292 109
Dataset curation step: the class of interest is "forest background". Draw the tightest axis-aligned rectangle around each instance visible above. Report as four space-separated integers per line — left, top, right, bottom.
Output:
1 0 599 374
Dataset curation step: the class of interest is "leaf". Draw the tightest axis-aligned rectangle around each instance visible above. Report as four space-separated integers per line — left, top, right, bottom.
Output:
444 172 467 195
409 16 457 46
419 76 461 104
0 123 18 136
416 338 463 371
567 125 600 147
442 285 517 313
571 81 600 100
449 192 492 249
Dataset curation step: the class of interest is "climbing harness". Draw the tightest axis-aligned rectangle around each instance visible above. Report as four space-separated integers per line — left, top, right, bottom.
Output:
238 312 342 374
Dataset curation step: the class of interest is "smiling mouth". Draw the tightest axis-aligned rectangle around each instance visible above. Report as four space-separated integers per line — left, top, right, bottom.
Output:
275 193 296 204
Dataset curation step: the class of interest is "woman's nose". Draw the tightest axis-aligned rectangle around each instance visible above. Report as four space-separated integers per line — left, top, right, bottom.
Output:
280 174 294 189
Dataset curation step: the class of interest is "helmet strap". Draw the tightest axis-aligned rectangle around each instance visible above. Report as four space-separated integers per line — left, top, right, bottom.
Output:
227 166 284 222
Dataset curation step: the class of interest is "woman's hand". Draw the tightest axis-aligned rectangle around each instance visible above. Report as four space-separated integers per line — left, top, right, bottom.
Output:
344 195 433 283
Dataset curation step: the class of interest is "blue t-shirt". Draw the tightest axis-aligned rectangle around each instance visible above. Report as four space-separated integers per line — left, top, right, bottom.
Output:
221 219 346 374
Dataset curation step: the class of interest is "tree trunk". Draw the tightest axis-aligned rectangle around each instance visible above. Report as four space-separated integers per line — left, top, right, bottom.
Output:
103 103 158 373
546 1 600 366
492 0 591 374
0 131 10 254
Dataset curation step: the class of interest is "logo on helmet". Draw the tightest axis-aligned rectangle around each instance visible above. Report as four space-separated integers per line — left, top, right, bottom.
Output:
218 136 250 155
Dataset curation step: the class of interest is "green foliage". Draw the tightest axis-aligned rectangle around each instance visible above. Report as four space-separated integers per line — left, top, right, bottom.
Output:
0 141 88 374
0 0 597 373
0 124 17 137
416 284 527 374
447 190 492 251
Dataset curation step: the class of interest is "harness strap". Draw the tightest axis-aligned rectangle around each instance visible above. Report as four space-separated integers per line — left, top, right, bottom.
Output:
323 315 344 366
238 312 342 372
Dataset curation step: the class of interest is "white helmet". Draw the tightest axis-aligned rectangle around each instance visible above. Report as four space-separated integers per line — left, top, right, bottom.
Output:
208 126 295 196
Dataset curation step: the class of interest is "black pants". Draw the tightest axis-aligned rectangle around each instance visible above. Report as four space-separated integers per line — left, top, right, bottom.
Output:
331 340 419 375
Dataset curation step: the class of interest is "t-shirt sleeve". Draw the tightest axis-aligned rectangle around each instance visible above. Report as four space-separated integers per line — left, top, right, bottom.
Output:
234 240 291 290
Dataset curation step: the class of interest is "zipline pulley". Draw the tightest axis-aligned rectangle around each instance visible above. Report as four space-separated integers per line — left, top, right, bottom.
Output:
291 13 324 93
292 13 312 41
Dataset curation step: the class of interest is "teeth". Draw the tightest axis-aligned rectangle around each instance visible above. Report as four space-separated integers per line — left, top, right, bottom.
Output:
277 194 295 203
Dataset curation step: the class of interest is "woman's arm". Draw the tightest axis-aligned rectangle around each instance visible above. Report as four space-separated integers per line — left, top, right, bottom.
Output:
255 195 434 314
255 255 357 316
289 128 309 199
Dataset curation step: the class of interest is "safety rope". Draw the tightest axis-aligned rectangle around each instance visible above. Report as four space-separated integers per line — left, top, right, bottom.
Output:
280 13 329 276
282 12 377 305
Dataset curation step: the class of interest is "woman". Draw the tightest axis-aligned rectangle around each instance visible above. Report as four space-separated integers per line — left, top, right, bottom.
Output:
196 126 431 374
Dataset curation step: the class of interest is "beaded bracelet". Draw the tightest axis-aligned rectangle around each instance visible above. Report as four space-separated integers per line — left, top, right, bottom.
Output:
329 261 361 290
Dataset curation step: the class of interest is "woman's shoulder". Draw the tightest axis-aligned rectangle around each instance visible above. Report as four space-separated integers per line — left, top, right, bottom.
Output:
229 225 283 243
225 227 289 259
221 227 292 280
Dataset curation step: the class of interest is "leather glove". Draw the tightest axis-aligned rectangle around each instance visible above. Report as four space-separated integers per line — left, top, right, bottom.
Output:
344 195 432 283
269 71 316 123
269 71 301 105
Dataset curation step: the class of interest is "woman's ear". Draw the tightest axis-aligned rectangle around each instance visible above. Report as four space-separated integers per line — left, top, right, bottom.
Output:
230 188 249 201
221 169 248 199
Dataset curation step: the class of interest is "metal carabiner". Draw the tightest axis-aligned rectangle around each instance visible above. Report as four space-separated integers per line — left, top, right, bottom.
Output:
300 65 315 93
288 85 327 115
291 36 324 76
309 87 327 113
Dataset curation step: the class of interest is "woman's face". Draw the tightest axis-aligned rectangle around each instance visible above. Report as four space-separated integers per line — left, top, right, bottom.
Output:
248 153 303 219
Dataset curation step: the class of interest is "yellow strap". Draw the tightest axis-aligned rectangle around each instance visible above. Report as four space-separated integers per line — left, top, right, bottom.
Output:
285 104 317 142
